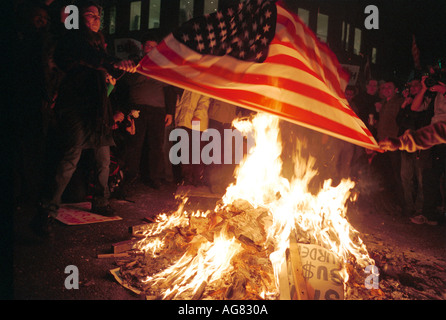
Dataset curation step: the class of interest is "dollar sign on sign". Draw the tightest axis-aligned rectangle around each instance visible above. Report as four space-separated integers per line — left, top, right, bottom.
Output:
302 261 314 279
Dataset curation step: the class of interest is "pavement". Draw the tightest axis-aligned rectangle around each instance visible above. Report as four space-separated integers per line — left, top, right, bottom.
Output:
5 180 446 301
8 182 221 300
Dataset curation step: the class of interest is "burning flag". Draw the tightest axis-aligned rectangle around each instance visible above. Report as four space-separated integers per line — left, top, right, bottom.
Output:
137 0 380 151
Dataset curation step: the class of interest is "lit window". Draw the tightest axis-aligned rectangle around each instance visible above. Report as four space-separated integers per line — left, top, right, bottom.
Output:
129 1 141 31
316 13 329 42
345 23 350 49
204 0 218 15
372 47 377 64
148 0 161 29
109 6 116 34
179 0 194 25
297 8 310 26
354 28 361 54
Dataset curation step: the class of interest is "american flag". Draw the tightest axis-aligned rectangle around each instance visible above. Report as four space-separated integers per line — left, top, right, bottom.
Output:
137 0 380 150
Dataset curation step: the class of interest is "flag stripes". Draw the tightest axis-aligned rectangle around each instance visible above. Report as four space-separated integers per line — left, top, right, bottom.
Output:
137 1 379 150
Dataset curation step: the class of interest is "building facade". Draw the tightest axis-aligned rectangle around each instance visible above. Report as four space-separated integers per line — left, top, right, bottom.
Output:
98 0 386 85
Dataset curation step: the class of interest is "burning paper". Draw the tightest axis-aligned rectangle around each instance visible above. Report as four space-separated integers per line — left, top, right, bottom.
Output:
115 112 374 300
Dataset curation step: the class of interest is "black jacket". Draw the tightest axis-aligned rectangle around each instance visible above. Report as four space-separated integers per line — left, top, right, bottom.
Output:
53 29 121 148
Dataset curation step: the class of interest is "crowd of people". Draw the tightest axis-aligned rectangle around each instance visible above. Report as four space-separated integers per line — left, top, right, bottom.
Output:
11 0 445 238
354 73 446 227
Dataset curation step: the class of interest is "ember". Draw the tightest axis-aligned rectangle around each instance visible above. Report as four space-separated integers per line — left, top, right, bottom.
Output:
111 113 379 300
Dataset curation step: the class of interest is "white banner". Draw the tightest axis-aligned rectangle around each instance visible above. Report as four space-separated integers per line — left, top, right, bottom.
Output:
114 38 142 60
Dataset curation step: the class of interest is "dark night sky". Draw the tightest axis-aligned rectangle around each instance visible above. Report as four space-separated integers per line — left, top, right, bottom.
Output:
8 0 446 80
376 0 446 77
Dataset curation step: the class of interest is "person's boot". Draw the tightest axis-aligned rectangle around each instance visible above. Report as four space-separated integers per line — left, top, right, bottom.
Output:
30 203 58 238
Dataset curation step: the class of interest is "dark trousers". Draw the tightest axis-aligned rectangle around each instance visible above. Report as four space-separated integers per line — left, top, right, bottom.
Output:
375 150 404 208
163 123 182 183
46 145 110 215
123 106 165 184
176 127 206 186
400 150 430 215
204 119 237 193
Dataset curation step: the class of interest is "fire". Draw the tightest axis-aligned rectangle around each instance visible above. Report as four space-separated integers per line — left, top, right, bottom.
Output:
135 197 190 257
222 113 373 290
123 112 374 299
142 228 242 299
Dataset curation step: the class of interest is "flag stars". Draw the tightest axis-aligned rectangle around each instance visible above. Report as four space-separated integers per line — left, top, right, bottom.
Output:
264 9 272 19
197 42 205 52
232 36 242 48
195 34 203 42
173 0 275 63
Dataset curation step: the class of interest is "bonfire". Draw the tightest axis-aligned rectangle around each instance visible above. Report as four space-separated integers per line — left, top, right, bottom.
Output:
114 113 375 300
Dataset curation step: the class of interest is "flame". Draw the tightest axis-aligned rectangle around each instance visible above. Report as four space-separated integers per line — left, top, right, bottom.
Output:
136 197 189 257
142 227 242 299
133 112 373 299
222 113 373 289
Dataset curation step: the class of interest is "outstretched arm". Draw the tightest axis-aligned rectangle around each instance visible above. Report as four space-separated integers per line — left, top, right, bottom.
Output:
379 120 446 152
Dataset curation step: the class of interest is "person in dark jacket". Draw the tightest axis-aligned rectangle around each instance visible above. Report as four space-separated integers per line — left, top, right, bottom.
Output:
12 2 53 207
395 78 433 217
33 1 136 236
